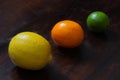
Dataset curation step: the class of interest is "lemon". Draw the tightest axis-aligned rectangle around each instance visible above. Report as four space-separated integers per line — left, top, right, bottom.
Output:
8 32 52 70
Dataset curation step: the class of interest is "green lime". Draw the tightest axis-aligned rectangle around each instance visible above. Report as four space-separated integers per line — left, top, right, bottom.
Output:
87 11 110 32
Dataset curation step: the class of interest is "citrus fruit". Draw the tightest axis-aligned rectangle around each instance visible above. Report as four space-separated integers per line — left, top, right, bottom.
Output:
8 32 52 70
87 11 110 32
51 20 84 48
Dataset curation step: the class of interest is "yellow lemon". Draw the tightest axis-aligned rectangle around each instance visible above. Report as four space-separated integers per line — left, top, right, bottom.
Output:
8 32 52 70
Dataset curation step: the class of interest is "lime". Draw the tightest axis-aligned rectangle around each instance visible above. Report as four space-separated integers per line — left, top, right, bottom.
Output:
87 11 110 32
8 32 52 70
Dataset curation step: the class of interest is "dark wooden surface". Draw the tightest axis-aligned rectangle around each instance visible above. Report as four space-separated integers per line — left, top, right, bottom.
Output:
0 0 120 80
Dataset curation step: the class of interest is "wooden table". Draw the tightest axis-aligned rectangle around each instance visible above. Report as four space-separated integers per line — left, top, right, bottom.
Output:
0 0 120 80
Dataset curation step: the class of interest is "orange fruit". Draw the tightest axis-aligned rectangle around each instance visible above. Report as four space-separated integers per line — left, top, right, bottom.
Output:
51 20 84 48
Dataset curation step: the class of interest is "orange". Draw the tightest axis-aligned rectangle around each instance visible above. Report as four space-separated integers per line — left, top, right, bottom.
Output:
51 20 84 48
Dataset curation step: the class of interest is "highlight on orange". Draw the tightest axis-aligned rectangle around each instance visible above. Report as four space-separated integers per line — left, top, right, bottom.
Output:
51 20 84 48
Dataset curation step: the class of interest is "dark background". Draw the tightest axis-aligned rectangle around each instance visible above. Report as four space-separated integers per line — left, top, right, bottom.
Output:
0 0 120 80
